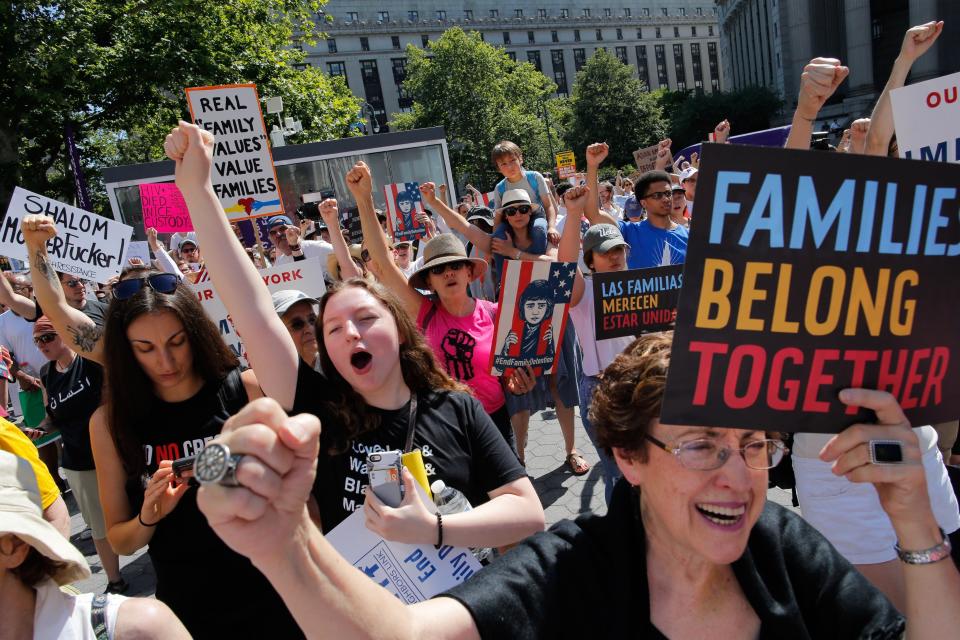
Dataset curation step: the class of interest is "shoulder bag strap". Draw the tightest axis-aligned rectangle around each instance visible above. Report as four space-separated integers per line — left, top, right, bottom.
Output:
403 394 418 454
90 593 110 640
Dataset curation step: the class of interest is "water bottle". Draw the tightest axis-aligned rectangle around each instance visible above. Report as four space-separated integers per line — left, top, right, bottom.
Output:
431 480 491 563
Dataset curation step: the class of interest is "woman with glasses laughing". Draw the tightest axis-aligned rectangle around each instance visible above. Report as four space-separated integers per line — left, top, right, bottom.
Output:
19 214 303 639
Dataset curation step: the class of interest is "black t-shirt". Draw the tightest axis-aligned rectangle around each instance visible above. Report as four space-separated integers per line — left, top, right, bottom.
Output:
32 298 108 327
294 362 526 532
442 480 905 640
40 356 102 470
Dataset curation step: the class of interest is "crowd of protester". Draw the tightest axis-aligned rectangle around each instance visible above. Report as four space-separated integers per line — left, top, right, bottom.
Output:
1 18 959 639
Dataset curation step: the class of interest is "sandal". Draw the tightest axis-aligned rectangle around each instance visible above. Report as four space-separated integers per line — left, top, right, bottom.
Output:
565 452 590 476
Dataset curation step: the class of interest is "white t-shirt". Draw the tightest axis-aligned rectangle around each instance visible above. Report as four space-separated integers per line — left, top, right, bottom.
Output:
555 212 589 274
569 275 634 377
0 310 46 375
33 579 126 640
275 239 334 278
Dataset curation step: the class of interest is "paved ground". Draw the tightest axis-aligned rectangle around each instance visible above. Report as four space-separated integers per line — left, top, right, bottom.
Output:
68 406 796 596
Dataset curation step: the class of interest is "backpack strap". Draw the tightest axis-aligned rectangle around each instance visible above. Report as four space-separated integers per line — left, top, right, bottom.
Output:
217 368 249 416
419 301 440 333
525 170 541 201
90 593 110 640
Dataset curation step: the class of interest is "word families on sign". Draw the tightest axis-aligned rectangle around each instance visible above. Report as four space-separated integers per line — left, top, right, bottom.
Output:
592 265 683 340
2 188 134 283
139 183 193 233
661 144 960 433
185 84 284 221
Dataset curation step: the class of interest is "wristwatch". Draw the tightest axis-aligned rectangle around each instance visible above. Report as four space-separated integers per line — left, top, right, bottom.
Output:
895 528 952 564
194 442 243 487
514 249 522 260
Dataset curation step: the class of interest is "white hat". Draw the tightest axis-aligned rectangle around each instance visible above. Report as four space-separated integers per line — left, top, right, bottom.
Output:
680 166 699 182
498 189 541 212
0 451 90 585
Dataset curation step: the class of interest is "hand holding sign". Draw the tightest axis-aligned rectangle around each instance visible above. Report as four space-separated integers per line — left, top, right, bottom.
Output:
797 58 849 120
345 162 374 200
164 121 215 196
900 20 943 63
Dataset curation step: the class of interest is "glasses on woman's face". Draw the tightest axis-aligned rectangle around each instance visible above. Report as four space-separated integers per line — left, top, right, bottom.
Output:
428 261 468 276
287 314 317 332
34 333 57 346
642 190 673 201
503 205 532 217
113 273 180 301
644 434 787 470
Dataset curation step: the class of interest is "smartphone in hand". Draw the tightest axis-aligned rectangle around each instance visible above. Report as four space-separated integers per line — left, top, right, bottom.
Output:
367 450 404 507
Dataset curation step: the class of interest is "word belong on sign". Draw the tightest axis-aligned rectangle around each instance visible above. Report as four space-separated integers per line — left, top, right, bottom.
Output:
661 144 960 433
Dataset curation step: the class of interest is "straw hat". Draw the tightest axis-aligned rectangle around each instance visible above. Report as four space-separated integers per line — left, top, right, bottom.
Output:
326 244 365 280
408 234 487 290
0 451 90 585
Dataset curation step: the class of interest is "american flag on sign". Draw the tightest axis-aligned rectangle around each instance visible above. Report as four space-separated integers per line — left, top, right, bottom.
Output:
473 190 496 208
383 182 427 242
489 260 577 377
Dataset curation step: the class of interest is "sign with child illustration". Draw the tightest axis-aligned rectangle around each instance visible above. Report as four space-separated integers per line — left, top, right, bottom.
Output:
383 182 427 242
490 260 577 376
661 143 960 433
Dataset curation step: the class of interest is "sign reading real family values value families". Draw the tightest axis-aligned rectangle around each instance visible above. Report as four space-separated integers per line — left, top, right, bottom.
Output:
891 70 960 164
1 188 134 283
490 260 576 377
185 84 284 221
190 259 325 366
326 509 482 604
661 144 960 433
139 183 193 233
592 265 683 340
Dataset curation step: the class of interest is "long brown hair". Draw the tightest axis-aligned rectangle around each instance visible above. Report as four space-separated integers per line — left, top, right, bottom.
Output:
103 267 239 479
317 279 468 452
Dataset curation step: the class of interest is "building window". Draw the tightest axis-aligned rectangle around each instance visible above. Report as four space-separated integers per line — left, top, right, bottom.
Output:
604 8 612 17
515 9 523 18
392 35 400 49
421 34 429 47
538 9 548 19
642 8 650 17
596 29 603 41
408 10 418 21
560 9 569 18
392 58 412 109
507 51 517 60
691 42 703 92
327 61 347 86
636 45 650 89
574 29 581 42
712 6 718 15
327 38 337 53
503 32 511 44
661 8 668 17
378 11 389 21
528 31 535 43
636 28 642 39
616 28 623 40
582 8 591 17
552 49 568 95
655 27 661 39
489 9 499 18
654 44 669 88
696 7 703 16
360 37 369 51
528 50 542 71
551 30 559 42
624 8 631 17
691 26 697 37
360 60 387 128
574 48 586 71
678 8 686 16
674 27 679 38
708 42 720 91
436 10 446 20
347 11 358 21
708 25 714 36
673 43 687 90
615 46 628 64
465 10 473 20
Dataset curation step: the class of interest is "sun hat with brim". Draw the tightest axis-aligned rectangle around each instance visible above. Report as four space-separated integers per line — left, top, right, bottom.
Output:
582 224 630 255
408 234 487 290
0 451 90 585
497 189 541 213
326 245 365 279
271 290 319 316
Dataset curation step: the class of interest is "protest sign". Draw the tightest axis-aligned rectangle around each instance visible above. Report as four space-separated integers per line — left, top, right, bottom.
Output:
556 150 576 179
1 188 133 283
632 144 659 174
326 509 482 603
185 84 284 221
891 70 960 164
383 182 427 242
139 183 193 232
661 144 960 433
190 259 326 366
592 265 683 340
338 207 364 244
124 241 152 266
490 260 576 376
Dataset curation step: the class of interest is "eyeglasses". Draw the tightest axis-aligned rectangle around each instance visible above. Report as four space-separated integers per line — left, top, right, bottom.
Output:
360 249 372 263
12 285 33 294
269 227 286 238
180 246 198 253
287 315 317 332
503 205 532 217
33 333 57 345
641 190 673 201
113 273 181 301
644 434 787 471
428 261 468 276
63 279 84 288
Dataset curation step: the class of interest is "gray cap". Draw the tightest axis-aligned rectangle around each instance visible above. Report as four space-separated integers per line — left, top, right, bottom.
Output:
582 224 629 255
271 290 319 316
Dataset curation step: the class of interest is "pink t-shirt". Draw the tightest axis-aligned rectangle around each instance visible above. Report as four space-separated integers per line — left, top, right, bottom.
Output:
417 298 504 413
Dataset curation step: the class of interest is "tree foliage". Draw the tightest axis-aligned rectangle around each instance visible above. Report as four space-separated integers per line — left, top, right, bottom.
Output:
661 85 783 150
564 49 668 169
391 28 557 190
2 0 359 213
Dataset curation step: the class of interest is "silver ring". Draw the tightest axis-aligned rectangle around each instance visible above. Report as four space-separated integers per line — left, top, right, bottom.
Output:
868 439 905 465
195 442 245 486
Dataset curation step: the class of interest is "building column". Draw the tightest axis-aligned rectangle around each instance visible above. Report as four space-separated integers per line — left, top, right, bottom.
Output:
844 0 875 95
909 0 940 81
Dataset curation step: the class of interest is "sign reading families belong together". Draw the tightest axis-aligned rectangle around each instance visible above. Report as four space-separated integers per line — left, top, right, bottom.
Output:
661 144 960 433
1 188 134 283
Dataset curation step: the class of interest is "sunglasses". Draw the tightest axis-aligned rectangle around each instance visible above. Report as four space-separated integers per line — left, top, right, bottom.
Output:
428 261 468 276
287 315 317 332
269 227 286 238
180 246 198 253
503 205 532 217
360 249 372 263
34 333 57 345
113 273 181 301
64 279 84 288
642 190 673 201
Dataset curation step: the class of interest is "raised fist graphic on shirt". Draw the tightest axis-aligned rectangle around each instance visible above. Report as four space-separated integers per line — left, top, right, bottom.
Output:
441 329 476 381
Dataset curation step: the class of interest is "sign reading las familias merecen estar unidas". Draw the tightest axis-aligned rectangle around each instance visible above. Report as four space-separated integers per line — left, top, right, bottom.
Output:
662 144 960 433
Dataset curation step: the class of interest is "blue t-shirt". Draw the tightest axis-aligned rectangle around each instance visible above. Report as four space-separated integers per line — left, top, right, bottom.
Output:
618 220 689 269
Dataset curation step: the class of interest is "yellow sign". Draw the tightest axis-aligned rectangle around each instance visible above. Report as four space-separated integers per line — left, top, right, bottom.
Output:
555 151 576 178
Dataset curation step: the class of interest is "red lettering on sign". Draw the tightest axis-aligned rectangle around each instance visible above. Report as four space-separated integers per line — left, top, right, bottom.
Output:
767 347 803 410
723 345 766 409
843 350 879 414
689 341 729 405
802 349 838 412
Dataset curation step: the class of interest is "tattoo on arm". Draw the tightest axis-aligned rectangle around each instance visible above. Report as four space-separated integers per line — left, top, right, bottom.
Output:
33 249 57 285
67 324 103 353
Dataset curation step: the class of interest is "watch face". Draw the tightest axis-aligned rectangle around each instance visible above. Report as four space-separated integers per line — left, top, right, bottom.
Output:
871 441 903 463
195 443 228 483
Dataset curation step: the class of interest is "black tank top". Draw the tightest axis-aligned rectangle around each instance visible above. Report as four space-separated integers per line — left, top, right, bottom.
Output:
124 368 303 639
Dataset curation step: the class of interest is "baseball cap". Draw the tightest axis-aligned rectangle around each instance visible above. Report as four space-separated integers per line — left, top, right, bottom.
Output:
680 167 699 182
271 290 319 316
466 206 495 225
622 195 644 219
582 224 629 255
178 238 199 250
268 215 293 229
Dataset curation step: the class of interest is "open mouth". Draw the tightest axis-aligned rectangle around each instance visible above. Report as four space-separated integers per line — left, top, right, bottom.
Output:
350 350 372 372
695 503 746 528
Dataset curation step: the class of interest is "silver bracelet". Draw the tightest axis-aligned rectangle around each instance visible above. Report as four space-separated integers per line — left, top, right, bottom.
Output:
895 528 952 565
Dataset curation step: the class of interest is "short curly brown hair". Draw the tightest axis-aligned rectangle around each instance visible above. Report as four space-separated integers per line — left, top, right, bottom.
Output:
588 332 673 461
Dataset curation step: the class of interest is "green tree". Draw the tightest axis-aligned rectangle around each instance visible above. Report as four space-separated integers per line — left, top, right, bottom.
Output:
392 28 558 190
565 49 668 169
2 0 360 213
662 86 783 150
